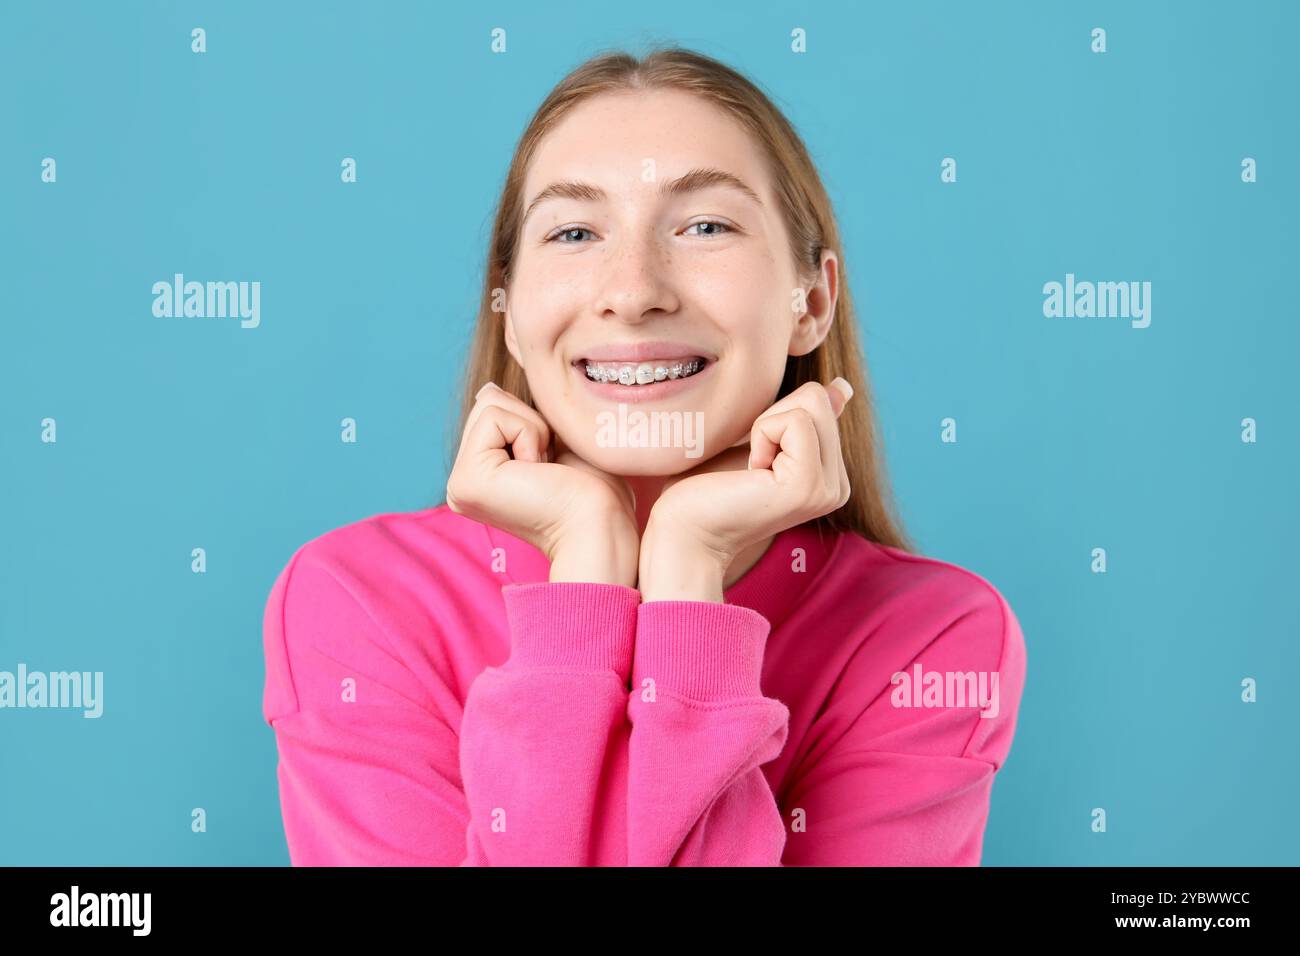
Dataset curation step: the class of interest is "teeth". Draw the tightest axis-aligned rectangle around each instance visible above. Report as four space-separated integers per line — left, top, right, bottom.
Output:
583 358 704 385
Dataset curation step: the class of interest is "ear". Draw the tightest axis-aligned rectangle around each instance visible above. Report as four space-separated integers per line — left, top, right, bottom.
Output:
789 249 839 358
503 292 524 368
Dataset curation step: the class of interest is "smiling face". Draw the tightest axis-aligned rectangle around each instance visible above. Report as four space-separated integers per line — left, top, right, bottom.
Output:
503 87 837 476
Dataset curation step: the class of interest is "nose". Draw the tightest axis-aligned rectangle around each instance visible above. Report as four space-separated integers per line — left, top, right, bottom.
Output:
591 230 680 324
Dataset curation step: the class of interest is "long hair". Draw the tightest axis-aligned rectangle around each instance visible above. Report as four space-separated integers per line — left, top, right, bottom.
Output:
445 47 912 551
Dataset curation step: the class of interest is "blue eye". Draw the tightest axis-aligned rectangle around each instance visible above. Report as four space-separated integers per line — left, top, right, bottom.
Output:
545 221 734 243
547 227 595 243
684 220 732 237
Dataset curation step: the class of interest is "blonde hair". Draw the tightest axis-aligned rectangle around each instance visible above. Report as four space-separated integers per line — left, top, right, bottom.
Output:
446 47 912 551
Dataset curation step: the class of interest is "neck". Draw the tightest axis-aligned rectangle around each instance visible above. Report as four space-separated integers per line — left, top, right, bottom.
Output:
625 475 667 536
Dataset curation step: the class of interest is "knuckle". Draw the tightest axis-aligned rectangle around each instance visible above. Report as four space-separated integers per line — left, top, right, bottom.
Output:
789 406 815 428
799 381 831 409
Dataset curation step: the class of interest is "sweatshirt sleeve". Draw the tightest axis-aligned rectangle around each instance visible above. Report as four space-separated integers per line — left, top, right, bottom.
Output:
261 543 640 866
626 601 792 866
457 580 639 865
777 588 1028 866
261 547 467 865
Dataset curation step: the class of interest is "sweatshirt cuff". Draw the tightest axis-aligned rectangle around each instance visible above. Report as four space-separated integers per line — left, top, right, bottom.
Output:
501 582 640 678
632 601 773 702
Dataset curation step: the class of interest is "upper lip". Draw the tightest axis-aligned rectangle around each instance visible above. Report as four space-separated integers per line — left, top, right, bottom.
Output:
573 341 716 364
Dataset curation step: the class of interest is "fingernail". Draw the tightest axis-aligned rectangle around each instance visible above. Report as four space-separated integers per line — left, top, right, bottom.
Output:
475 381 497 399
830 377 854 402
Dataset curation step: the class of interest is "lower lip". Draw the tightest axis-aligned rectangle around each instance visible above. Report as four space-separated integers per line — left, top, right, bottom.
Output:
572 360 714 403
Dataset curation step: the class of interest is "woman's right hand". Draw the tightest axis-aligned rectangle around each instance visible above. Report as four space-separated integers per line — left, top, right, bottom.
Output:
445 382 640 586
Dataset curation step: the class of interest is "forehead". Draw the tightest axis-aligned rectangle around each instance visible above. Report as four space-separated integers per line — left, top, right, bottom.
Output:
523 88 771 200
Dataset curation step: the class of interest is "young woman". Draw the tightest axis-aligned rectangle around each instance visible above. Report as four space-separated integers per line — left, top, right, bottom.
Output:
261 48 1027 866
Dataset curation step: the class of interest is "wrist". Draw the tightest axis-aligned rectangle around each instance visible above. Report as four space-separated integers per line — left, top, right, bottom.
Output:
547 515 638 586
638 518 730 603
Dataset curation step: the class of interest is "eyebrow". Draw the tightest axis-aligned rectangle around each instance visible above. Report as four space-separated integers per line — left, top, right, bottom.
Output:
521 166 763 227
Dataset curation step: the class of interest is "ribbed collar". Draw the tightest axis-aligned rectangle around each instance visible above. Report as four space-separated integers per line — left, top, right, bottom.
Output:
483 519 842 630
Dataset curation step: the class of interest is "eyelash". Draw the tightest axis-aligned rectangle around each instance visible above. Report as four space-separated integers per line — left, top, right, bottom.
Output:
543 220 735 243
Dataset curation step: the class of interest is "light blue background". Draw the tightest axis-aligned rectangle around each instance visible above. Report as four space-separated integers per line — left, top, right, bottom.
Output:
2 0 1296 865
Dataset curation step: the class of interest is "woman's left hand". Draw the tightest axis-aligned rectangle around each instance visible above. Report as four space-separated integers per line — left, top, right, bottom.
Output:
637 378 854 602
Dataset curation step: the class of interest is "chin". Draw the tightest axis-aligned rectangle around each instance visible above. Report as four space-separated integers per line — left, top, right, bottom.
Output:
574 442 709 477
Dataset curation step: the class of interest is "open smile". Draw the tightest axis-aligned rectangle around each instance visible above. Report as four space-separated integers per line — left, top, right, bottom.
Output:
570 355 714 403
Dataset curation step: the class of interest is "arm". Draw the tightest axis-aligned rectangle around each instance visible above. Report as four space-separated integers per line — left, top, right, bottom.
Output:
626 600 792 866
261 547 467 865
458 580 639 865
777 591 1028 866
261 544 640 866
623 554 1027 866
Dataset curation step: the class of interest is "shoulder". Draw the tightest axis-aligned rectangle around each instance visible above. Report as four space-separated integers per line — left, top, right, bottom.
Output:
818 534 1027 716
830 533 1025 667
260 504 490 723
272 504 490 589
811 533 1028 766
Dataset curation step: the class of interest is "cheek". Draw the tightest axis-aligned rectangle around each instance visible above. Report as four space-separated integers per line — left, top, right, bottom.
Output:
506 279 579 420
716 305 792 420
508 268 584 352
682 253 787 332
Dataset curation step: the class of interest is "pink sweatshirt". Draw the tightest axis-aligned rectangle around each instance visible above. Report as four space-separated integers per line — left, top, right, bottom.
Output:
261 504 1027 866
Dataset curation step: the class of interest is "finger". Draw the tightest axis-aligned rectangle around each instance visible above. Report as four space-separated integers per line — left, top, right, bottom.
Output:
748 408 821 492
728 377 852 452
464 382 542 438
827 377 854 417
753 382 841 479
462 383 553 462
463 404 548 467
755 379 850 424
825 379 853 503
